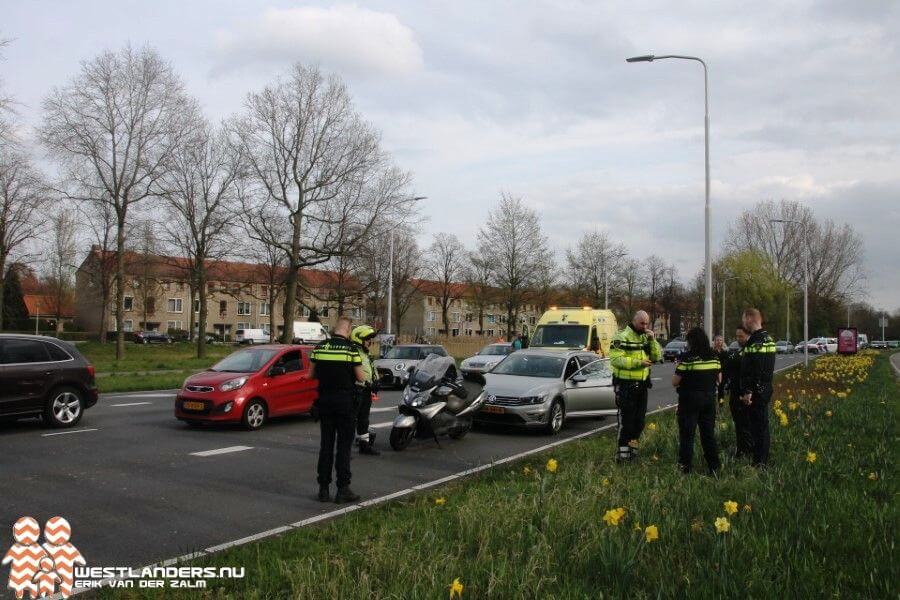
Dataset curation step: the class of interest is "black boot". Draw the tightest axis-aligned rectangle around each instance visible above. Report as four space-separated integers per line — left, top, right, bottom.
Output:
317 485 331 502
334 486 361 504
359 440 381 455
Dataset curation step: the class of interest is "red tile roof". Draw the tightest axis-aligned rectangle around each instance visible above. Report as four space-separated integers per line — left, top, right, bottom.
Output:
24 294 74 319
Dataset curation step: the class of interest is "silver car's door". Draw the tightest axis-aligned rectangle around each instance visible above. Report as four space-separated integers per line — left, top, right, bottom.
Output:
564 358 615 412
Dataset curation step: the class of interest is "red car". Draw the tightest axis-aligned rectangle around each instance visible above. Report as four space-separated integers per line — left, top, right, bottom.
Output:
175 344 317 430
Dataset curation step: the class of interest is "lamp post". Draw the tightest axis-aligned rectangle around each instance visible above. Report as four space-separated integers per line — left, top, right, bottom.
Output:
626 54 712 339
719 275 744 339
771 218 809 368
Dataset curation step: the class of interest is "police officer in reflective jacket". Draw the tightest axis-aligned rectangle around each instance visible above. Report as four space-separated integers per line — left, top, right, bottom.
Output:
725 326 752 458
350 324 380 455
307 316 365 503
672 327 721 474
609 310 663 461
738 308 777 467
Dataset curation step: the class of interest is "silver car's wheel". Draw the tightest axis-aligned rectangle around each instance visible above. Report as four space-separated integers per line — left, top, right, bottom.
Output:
45 388 84 428
545 400 565 435
242 400 267 430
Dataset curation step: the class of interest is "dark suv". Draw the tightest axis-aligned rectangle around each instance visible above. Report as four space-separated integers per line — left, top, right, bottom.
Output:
0 334 98 427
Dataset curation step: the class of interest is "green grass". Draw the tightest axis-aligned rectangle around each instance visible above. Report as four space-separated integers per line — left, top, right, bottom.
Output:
100 353 896 599
79 341 235 374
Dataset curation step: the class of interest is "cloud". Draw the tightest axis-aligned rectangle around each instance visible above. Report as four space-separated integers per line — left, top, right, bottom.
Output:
211 5 423 78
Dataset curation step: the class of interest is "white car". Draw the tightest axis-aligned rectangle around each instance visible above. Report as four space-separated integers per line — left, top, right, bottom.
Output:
460 343 514 379
810 337 837 353
234 328 270 344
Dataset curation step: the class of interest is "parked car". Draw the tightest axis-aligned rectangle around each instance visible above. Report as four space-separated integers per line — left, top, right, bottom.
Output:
808 337 836 353
175 344 317 430
0 334 98 427
869 340 887 349
474 349 613 434
796 339 826 354
775 340 795 354
663 340 687 362
291 321 328 344
888 340 899 349
460 343 514 379
234 328 270 345
134 331 174 344
374 344 449 389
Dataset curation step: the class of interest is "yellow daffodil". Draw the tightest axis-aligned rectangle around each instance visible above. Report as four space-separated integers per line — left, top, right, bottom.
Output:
449 577 464 599
646 422 658 431
634 521 642 531
435 497 447 506
743 504 752 513
645 525 659 543
806 451 817 464
788 402 799 411
868 472 878 481
651 454 659 461
779 413 789 427
601 477 610 486
546 458 558 473
523 466 533 476
774 400 782 409
714 517 731 534
602 507 626 526
723 501 738 516
825 410 833 417
691 520 703 533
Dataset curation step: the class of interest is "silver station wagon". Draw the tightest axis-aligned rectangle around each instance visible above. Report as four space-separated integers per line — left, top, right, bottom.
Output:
475 348 616 434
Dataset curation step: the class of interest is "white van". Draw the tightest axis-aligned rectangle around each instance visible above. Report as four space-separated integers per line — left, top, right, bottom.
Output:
235 328 270 345
292 321 328 344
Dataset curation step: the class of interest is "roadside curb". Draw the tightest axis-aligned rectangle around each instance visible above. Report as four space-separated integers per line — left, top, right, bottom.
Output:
72 359 808 597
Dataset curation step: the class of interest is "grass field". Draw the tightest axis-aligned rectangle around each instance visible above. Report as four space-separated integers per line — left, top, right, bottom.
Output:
98 351 897 599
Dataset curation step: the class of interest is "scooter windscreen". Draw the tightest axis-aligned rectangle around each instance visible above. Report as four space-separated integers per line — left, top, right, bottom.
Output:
408 354 458 391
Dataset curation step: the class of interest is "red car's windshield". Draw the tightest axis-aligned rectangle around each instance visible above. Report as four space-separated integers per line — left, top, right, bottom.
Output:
211 348 279 373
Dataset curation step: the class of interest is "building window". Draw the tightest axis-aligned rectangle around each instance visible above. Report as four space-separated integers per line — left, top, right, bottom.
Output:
427 311 436 322
529 316 536 325
261 284 268 296
237 302 252 316
487 329 494 337
487 314 495 324
122 296 134 312
452 312 461 323
426 327 436 336
167 298 183 313
123 319 133 332
145 298 156 314
451 328 459 337
194 299 200 313
321 307 329 317
260 302 270 316
177 281 184 291
166 320 183 331
219 300 227 315
237 322 250 330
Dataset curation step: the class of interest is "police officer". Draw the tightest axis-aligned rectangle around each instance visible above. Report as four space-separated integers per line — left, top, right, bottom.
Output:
726 327 752 458
739 308 777 467
712 335 728 403
609 310 663 461
307 316 365 503
350 324 380 455
672 327 722 474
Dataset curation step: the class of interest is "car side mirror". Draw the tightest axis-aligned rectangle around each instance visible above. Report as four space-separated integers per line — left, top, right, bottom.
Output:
571 373 587 384
269 365 286 377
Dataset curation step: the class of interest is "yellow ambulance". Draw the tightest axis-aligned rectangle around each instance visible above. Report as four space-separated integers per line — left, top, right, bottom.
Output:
529 307 619 356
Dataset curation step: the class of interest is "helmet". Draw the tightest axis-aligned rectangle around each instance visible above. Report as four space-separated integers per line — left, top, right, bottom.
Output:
351 324 377 345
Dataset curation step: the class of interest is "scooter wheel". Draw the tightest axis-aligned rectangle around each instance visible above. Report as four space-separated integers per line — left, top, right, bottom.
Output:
389 427 414 451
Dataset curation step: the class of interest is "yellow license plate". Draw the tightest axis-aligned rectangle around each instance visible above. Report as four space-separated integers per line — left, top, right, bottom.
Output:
182 401 205 411
483 405 505 414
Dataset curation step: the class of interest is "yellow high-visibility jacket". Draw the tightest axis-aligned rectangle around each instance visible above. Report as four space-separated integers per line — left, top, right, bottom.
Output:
609 325 662 382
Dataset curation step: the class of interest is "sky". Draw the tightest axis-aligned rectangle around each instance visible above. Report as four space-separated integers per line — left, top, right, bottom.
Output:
2 1 899 309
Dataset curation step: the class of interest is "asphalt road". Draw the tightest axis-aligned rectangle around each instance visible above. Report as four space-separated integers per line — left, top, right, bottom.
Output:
1 354 806 572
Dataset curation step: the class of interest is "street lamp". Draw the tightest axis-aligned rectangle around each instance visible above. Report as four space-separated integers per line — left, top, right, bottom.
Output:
385 196 427 335
626 53 713 340
771 218 809 368
719 274 745 339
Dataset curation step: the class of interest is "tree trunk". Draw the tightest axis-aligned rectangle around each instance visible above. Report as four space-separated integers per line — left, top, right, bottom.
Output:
0 256 6 331
281 272 297 344
268 288 277 342
197 269 207 359
188 281 197 343
441 298 450 336
115 217 126 360
98 280 110 343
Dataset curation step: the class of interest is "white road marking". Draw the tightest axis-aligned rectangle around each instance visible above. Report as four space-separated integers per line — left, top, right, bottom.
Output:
42 428 98 437
190 446 254 457
370 407 396 413
371 422 394 429
73 357 809 597
110 402 153 407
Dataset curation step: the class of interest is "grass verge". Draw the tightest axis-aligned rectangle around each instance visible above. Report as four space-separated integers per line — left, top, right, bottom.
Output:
79 341 234 374
96 373 192 394
101 352 896 599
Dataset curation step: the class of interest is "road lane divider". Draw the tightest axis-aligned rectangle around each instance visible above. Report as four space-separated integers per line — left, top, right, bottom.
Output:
110 402 153 407
42 428 98 437
71 357 809 596
190 446 254 457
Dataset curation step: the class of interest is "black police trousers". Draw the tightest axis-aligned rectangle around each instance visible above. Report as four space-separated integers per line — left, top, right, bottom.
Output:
748 387 772 466
356 391 372 438
677 391 720 473
616 381 648 457
729 392 754 458
316 394 356 488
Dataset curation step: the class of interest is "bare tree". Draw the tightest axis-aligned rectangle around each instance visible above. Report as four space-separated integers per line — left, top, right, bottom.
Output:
565 231 627 307
616 257 644 320
645 255 668 326
129 220 162 331
0 36 15 145
45 206 78 333
239 211 289 341
158 121 240 357
0 149 46 329
79 198 117 341
389 228 423 335
230 64 414 343
463 253 494 337
353 226 393 330
40 44 197 358
425 232 466 333
477 192 550 332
